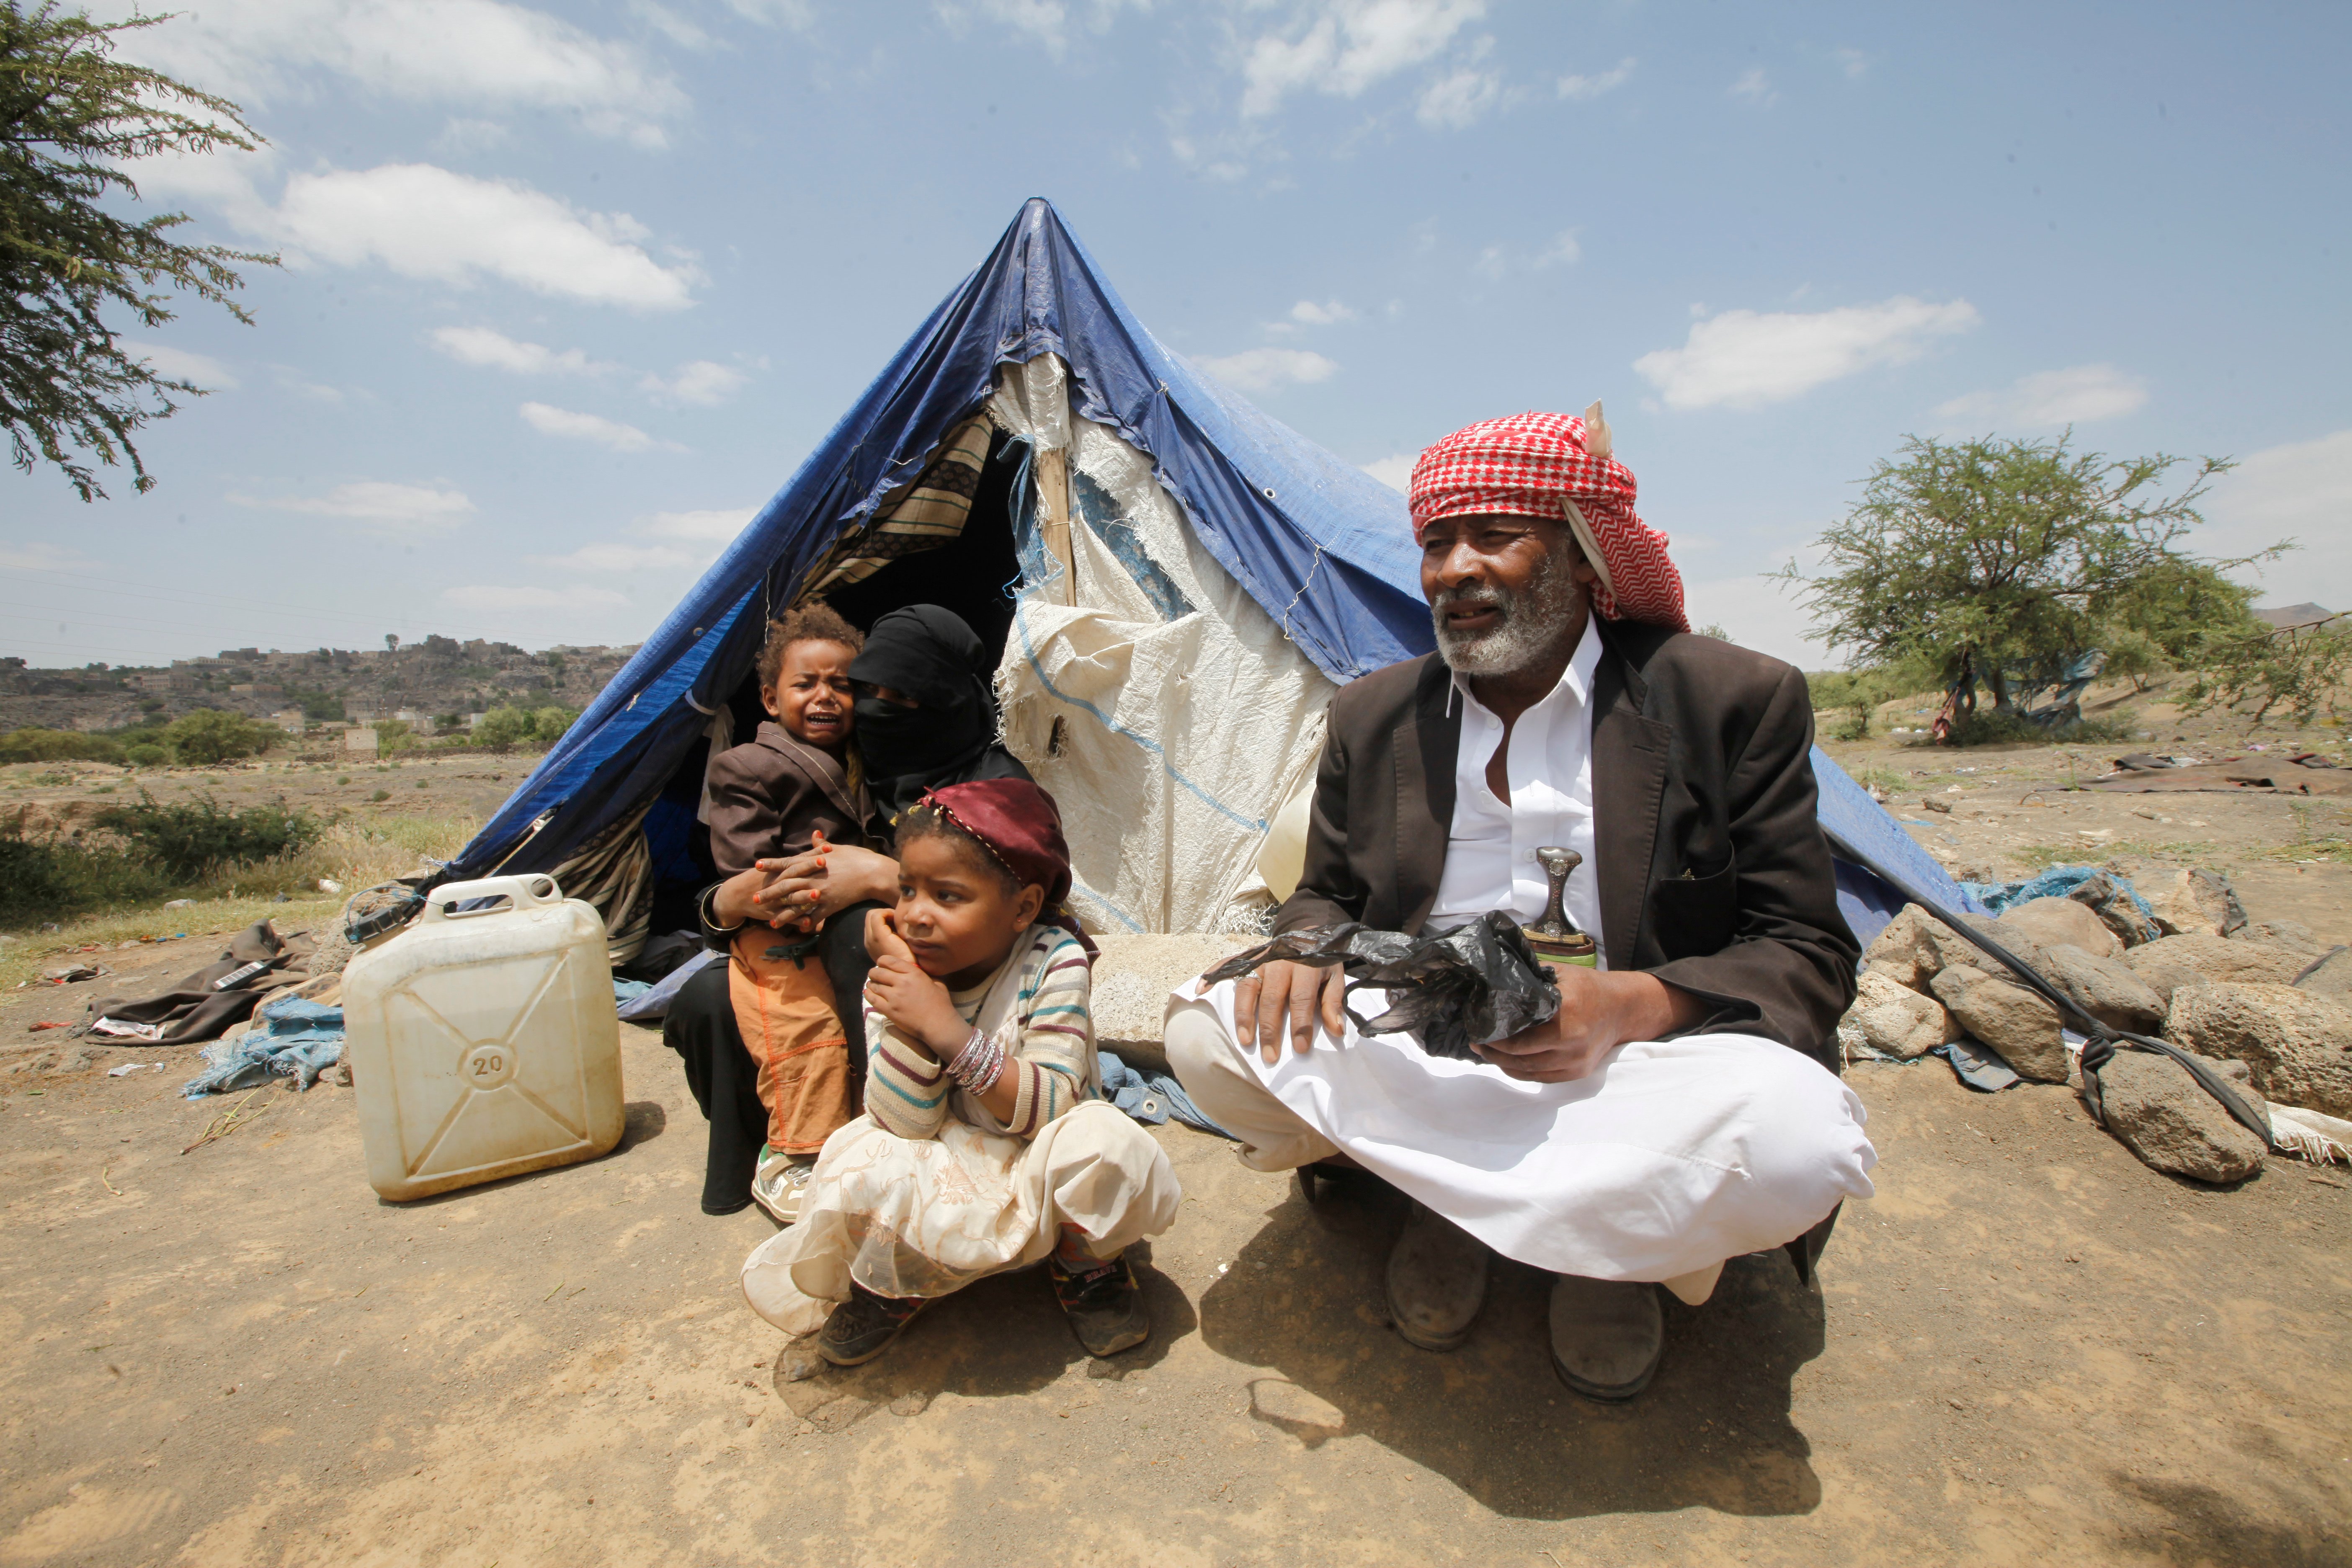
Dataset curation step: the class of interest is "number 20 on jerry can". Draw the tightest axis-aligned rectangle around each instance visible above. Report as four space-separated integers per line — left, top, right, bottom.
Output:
343 874 626 1201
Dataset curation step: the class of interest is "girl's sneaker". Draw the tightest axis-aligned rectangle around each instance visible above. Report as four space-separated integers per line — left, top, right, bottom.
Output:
750 1148 815 1224
1050 1254 1150 1357
817 1284 926 1366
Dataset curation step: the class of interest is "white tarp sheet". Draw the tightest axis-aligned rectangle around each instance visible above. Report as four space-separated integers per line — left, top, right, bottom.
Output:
987 356 1335 934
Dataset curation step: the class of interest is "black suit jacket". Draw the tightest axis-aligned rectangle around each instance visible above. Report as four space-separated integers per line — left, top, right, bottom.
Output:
1277 620 1859 1073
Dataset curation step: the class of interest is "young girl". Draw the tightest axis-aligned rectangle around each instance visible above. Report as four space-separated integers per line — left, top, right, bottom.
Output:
740 778 1181 1364
699 604 872 1223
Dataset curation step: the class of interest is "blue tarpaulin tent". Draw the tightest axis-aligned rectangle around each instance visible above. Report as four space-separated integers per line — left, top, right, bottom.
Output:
449 198 1981 947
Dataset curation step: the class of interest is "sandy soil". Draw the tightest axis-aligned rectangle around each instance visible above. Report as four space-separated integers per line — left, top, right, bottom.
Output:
3 686 2351 1563
2 937 2349 1567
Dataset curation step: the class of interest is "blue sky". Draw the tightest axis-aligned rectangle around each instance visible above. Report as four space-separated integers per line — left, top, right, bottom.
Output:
6 0 2348 671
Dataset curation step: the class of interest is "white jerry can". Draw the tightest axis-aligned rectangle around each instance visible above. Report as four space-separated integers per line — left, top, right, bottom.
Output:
344 873 625 1202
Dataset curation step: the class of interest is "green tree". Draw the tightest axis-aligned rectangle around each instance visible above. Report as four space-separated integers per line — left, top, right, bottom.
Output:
2 3 276 499
1782 433 2276 719
530 706 577 746
162 707 273 764
472 706 536 750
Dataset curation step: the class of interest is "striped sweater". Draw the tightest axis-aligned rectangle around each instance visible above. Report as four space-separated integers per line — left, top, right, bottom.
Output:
864 926 1094 1142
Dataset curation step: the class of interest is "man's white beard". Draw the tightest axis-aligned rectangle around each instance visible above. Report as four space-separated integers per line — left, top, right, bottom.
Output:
1431 544 1585 676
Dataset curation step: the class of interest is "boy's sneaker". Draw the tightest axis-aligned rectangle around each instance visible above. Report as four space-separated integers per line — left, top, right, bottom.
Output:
750 1148 815 1224
1051 1253 1150 1358
816 1284 925 1367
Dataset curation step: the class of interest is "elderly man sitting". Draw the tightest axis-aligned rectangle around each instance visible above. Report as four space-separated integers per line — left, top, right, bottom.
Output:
1166 408 1876 1402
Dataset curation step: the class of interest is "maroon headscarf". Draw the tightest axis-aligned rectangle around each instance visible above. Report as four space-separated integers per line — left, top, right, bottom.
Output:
916 778 1096 961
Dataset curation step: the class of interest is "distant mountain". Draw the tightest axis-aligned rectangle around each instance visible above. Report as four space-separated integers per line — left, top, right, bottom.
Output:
2253 602 2335 629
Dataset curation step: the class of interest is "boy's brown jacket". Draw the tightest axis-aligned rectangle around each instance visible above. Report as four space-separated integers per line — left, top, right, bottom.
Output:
704 721 871 876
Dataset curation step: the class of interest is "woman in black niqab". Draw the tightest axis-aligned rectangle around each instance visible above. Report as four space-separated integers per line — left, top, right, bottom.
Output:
666 605 1032 1216
848 605 1032 821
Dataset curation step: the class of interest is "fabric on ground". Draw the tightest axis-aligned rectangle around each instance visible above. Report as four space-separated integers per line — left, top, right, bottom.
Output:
1165 979 1874 1283
1100 1048 1232 1139
85 922 310 1047
617 946 721 1022
2270 1102 2352 1165
739 1099 1182 1336
183 993 346 1098
989 354 1335 934
1963 864 2155 918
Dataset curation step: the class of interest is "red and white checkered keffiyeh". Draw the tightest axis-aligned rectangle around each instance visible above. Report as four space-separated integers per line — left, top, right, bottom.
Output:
1408 407 1688 632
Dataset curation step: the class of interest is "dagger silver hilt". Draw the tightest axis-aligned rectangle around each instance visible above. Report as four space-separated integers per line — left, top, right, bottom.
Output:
1532 846 1583 939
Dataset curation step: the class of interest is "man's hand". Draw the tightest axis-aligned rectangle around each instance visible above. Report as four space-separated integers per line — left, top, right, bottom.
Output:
1474 969 1703 1083
861 909 965 1057
1225 958 1347 1066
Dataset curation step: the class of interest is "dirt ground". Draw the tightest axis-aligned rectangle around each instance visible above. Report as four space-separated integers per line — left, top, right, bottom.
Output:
3 684 2351 1564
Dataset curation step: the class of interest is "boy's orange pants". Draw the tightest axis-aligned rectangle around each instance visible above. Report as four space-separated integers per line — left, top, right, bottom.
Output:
727 926 857 1157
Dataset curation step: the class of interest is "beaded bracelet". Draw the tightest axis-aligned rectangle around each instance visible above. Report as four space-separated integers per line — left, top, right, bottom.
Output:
946 1027 1007 1095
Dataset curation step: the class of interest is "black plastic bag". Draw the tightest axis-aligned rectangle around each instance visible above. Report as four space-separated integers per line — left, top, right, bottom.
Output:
1199 911 1561 1061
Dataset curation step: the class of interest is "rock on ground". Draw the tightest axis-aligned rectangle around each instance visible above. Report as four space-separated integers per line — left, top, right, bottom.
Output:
2237 919 2326 957
2296 946 2352 1000
2144 867 2249 939
2126 934 2308 1003
2066 870 2160 947
2095 1050 2268 1183
2165 982 2352 1118
1999 896 2121 959
1930 964 2071 1083
1088 933 1253 1063
2037 942 2166 1034
1843 970 1961 1060
1863 905 1945 991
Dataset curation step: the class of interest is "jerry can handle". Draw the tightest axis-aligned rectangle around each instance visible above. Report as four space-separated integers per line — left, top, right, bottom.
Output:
424 873 565 922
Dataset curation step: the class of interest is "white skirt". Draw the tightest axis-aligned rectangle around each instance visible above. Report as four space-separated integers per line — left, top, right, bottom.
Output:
740 1099 1182 1337
1178 979 1877 1283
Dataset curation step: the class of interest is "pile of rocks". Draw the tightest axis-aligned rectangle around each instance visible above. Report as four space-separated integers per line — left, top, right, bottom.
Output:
1842 868 2350 1183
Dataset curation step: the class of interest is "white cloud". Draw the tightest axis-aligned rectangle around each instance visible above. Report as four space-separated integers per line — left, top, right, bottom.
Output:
1633 296 1981 411
430 325 611 376
1290 298 1357 327
1833 47 1870 79
532 542 703 572
1240 0 1486 118
1195 348 1339 393
270 165 698 310
1729 67 1778 108
641 359 749 405
274 368 349 403
520 402 680 452
117 0 686 147
124 340 237 389
1682 574 1830 668
2206 430 2352 609
232 481 477 534
1416 67 1499 129
443 583 629 610
1362 454 1417 492
1935 364 2149 428
1558 57 1635 100
646 508 758 542
941 0 1144 55
724 0 818 24
1471 229 1580 279
0 541 96 572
